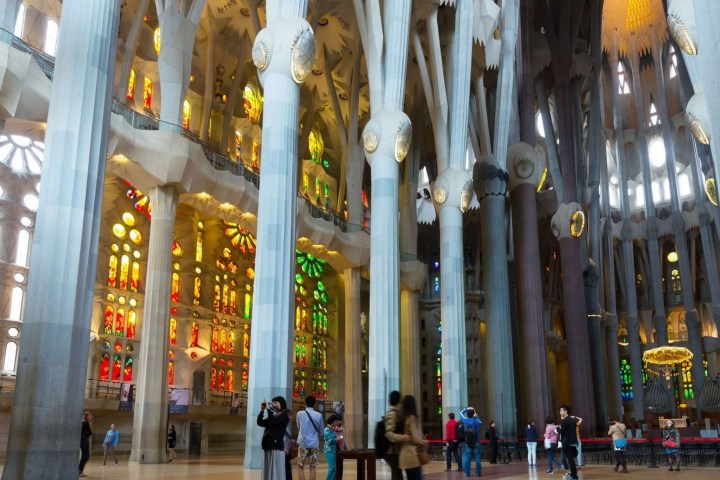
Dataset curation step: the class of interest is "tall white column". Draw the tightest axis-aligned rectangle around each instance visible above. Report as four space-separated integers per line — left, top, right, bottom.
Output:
343 268 363 450
0 0 21 42
243 4 313 467
130 185 178 463
1 2 120 478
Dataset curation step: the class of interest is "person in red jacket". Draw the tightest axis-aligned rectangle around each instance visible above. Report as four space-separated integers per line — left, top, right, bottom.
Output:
445 412 462 471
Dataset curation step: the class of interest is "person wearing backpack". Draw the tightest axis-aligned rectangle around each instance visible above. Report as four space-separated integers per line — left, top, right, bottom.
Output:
383 391 409 480
460 407 483 476
444 412 462 471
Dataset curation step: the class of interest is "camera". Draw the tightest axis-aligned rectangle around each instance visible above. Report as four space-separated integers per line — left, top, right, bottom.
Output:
261 402 267 408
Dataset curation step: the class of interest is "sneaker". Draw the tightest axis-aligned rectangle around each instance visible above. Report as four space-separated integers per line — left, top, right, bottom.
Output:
546 470 554 474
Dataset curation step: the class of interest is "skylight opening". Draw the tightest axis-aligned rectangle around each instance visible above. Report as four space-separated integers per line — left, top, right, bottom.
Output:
44 20 59 56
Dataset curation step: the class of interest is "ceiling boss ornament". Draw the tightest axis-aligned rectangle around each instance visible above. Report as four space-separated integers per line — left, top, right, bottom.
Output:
252 18 316 86
361 110 412 165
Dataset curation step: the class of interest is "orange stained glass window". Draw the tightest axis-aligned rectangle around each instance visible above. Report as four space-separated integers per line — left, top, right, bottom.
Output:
193 277 201 305
127 68 136 100
119 255 130 290
229 290 236 315
169 318 177 346
210 367 217 389
143 77 153 109
99 353 110 381
303 172 309 193
220 329 227 353
228 331 235 354
243 333 249 357
130 262 140 292
190 321 199 347
182 99 191 129
127 310 137 339
123 357 133 381
108 255 118 287
235 131 242 160
227 370 234 391
171 273 180 302
115 308 125 336
252 141 259 168
218 369 225 390
168 360 174 385
112 354 122 381
103 306 114 335
212 327 219 352
214 285 221 312
153 27 161 55
244 293 252 319
222 284 229 313
195 230 203 262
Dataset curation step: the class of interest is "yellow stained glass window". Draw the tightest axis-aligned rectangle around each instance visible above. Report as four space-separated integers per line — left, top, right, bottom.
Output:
169 318 177 346
196 230 203 262
153 27 161 56
127 310 136 339
108 255 118 287
130 261 140 292
228 331 235 355
183 99 191 129
222 284 229 314
243 83 263 122
309 128 324 163
171 272 180 302
193 277 201 305
127 69 136 100
119 255 130 290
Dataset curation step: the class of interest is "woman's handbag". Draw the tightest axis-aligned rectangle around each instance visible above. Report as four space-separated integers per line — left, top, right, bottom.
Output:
417 446 430 465
613 438 628 449
285 433 299 459
544 438 552 449
662 438 678 449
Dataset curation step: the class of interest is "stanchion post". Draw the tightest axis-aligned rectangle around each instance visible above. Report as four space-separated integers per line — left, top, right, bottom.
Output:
647 436 659 468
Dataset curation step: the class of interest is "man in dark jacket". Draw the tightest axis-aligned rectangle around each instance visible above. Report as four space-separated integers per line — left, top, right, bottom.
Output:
556 405 579 480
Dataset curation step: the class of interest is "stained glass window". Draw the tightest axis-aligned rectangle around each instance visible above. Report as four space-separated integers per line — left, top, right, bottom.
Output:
108 255 118 287
168 359 174 386
103 306 114 335
303 171 309 193
227 370 234 391
112 354 122 381
182 99 191 129
222 284 229 313
127 310 136 339
143 77 153 109
617 62 630 95
196 228 204 262
212 327 219 352
309 129 324 163
115 308 125 336
669 46 678 79
127 69 136 100
243 333 250 357
671 269 681 292
243 83 263 122
99 353 110 381
210 367 217 389
620 358 633 400
681 360 694 399
15 230 29 267
191 322 199 347
228 331 235 354
171 273 180 302
214 285 221 312
226 224 256 253
119 255 130 290
193 277 201 305
130 262 140 292
0 135 44 175
153 27 161 55
123 357 133 382
169 318 177 346
9 287 23 320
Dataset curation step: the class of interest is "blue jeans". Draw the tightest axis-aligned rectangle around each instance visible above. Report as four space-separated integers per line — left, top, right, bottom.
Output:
325 451 336 480
547 443 562 472
463 444 481 476
576 439 583 465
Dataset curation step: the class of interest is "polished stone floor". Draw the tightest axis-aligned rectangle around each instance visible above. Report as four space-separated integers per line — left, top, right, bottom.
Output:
1 456 716 479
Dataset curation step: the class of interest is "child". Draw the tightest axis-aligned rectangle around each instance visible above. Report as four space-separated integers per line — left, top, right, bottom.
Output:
324 414 343 480
333 420 347 451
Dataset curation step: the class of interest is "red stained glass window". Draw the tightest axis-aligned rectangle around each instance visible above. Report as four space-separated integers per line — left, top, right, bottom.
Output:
123 357 133 382
127 310 136 339
99 353 110 381
190 322 199 347
112 354 122 381
103 306 114 335
115 308 125 336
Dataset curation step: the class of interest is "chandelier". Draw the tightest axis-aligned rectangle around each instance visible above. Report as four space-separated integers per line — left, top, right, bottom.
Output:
642 346 693 383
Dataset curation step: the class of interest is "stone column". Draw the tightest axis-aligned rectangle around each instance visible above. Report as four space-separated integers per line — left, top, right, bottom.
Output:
130 185 177 463
1 2 120 479
363 110 412 434
343 268 363 450
243 5 313 467
507 142 550 426
400 288 421 403
0 0 21 42
475 156 517 436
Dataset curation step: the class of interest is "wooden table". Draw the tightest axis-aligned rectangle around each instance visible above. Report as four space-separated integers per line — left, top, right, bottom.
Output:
336 449 376 480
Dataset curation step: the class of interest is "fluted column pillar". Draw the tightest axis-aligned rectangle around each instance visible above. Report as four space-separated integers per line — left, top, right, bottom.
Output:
243 5 313 467
475 156 516 436
363 110 412 435
400 288 422 403
130 185 178 463
507 142 550 425
343 268 363 450
1 2 120 478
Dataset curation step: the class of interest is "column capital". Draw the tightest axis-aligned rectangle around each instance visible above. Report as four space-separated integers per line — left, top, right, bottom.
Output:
361 109 412 165
253 16 316 86
551 202 585 240
473 154 508 200
507 142 544 192
431 167 473 214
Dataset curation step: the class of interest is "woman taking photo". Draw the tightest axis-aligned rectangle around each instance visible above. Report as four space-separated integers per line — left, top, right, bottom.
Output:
662 419 681 471
398 395 427 480
258 396 291 480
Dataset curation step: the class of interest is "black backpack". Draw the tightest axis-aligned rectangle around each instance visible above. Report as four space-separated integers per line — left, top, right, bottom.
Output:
456 422 465 443
374 418 391 457
463 421 477 446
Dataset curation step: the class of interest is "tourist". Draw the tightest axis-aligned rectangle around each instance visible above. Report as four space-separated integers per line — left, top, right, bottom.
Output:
297 396 323 480
383 391 408 480
460 407 483 476
608 416 628 473
487 420 498 464
556 405 579 480
79 412 93 478
662 419 681 471
323 414 343 480
258 396 291 480
398 395 426 480
167 424 178 462
543 417 562 474
101 423 120 466
524 419 538 467
445 412 462 471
